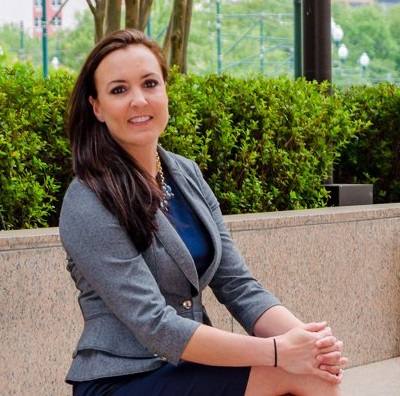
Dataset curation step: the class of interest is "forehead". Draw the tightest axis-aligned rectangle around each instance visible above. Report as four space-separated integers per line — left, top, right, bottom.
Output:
95 44 163 80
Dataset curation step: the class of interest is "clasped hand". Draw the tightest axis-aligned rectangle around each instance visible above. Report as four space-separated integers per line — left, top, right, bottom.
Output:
276 322 348 383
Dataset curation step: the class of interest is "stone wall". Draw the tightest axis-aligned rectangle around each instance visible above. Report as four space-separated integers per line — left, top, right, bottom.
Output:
1 204 399 395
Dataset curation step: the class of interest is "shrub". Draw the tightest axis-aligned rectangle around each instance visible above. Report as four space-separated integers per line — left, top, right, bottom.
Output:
0 63 74 229
335 83 400 203
0 64 366 229
162 69 363 213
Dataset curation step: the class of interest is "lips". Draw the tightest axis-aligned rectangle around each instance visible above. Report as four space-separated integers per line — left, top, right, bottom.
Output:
129 115 151 124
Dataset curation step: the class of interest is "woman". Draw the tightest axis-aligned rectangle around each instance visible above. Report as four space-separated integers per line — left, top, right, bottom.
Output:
60 29 347 395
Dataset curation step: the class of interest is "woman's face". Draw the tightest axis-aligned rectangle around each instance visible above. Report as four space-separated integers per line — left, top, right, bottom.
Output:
89 44 169 157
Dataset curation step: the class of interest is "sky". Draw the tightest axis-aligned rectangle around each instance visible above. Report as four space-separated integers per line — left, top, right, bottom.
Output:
0 0 88 32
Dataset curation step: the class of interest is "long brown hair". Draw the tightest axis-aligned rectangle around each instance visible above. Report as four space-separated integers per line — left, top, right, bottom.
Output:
68 29 168 251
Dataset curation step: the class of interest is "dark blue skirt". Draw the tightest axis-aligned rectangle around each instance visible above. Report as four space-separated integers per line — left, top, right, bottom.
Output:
73 362 251 396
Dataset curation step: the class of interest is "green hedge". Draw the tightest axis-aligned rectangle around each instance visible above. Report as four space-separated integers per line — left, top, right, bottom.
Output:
0 63 73 229
334 83 400 203
1 64 389 230
163 69 363 213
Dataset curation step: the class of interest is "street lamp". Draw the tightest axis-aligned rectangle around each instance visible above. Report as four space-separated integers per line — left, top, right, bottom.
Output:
359 52 370 77
338 43 349 64
332 24 344 48
51 56 60 70
41 0 48 77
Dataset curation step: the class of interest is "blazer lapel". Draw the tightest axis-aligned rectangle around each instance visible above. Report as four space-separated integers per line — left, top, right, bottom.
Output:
159 149 222 290
154 211 200 292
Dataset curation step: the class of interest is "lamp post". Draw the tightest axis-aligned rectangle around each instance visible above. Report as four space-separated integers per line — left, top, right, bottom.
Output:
41 0 48 78
359 52 370 78
331 23 344 48
338 43 349 64
51 56 60 70
302 0 332 84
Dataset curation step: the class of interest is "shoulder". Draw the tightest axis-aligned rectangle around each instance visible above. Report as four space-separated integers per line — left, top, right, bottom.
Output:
60 178 116 230
159 147 202 180
62 178 100 212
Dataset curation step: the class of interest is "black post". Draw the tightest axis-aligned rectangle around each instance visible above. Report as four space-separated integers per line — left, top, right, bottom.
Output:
301 0 373 206
294 0 302 79
302 0 331 84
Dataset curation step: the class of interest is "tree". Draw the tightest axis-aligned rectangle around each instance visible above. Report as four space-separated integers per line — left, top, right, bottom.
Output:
85 0 193 73
125 0 154 31
104 0 122 36
165 0 193 73
86 0 106 42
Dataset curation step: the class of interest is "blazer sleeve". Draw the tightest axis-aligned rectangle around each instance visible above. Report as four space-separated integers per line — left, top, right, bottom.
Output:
189 161 282 334
59 179 200 365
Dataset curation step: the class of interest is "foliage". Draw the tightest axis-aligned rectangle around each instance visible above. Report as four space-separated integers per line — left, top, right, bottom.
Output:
3 62 400 230
162 68 363 214
0 64 74 229
334 83 400 203
1 0 399 82
331 3 400 84
58 11 95 71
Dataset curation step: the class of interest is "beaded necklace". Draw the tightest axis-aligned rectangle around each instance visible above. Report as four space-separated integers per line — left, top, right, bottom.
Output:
156 153 174 212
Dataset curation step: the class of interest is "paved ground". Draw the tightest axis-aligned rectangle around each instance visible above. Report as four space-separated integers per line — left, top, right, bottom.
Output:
341 357 400 395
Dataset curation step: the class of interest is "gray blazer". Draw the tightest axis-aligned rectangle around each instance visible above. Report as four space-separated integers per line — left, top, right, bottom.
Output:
59 147 281 382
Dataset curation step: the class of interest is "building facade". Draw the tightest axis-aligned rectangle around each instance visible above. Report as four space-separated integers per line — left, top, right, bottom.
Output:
32 0 63 38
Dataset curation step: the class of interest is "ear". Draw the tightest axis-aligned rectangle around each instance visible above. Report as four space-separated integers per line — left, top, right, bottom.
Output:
89 96 104 122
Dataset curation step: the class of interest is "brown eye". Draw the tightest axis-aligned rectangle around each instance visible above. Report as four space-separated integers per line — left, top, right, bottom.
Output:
144 80 158 88
111 86 126 94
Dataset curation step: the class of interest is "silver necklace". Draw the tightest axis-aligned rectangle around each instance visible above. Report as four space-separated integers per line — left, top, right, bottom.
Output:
156 153 174 212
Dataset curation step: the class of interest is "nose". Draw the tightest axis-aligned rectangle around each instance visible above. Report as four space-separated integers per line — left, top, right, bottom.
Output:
129 89 147 107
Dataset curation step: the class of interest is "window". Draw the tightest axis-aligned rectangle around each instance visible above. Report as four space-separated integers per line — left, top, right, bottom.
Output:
52 16 62 27
34 0 42 10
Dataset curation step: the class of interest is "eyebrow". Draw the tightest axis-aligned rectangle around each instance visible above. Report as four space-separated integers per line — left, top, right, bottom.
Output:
106 73 161 88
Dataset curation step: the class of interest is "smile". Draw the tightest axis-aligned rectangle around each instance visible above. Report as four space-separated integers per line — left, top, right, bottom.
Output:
129 115 152 124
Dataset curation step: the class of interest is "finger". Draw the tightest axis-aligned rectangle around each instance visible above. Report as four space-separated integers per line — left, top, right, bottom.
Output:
319 364 342 375
339 357 349 367
303 321 328 333
317 351 342 365
315 368 343 384
336 369 345 381
317 326 333 338
335 340 344 352
316 335 337 348
318 356 349 371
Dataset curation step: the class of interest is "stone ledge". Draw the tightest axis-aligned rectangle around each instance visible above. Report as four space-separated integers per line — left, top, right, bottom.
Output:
342 358 400 395
1 204 399 395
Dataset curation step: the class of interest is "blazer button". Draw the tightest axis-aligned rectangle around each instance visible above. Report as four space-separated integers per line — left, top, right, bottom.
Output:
182 300 192 309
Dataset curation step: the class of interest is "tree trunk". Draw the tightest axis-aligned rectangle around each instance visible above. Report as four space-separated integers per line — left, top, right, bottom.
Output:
162 11 173 60
86 0 106 43
169 0 185 70
104 0 122 36
125 0 153 31
181 0 193 74
139 0 153 32
125 0 139 28
168 0 193 73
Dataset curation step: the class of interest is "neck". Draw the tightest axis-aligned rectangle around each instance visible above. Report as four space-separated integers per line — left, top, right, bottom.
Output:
129 144 158 177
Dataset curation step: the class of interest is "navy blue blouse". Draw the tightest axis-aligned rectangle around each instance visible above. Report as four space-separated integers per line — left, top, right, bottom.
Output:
163 171 214 277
